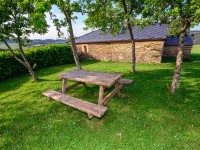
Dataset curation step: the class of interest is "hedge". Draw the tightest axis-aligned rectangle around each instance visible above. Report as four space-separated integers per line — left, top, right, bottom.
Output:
0 44 73 80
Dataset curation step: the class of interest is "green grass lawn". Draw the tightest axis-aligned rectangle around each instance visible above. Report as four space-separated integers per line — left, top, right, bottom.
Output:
192 44 200 52
0 46 200 149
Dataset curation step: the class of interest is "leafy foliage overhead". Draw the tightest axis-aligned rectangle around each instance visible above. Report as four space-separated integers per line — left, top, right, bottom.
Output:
81 0 144 36
0 0 48 45
141 0 200 35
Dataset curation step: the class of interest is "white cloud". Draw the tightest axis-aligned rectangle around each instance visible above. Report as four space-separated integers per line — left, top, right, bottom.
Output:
29 21 91 40
29 6 91 40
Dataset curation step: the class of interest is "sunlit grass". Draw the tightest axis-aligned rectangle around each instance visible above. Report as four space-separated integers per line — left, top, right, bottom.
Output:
192 45 200 52
0 47 200 149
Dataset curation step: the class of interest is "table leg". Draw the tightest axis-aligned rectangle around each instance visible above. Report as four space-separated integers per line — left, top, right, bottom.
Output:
115 80 121 97
62 79 67 94
88 85 105 119
99 82 124 106
82 82 87 87
98 85 105 105
88 114 93 119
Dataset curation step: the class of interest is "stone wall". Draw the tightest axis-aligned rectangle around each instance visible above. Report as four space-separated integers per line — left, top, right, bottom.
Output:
163 46 192 58
76 41 165 63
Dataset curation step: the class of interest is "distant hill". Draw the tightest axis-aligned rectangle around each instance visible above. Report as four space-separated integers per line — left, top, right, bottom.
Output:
0 39 67 50
190 30 200 45
29 39 67 46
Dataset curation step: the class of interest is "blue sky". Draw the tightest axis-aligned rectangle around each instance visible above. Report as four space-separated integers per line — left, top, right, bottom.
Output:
191 25 200 31
29 6 200 40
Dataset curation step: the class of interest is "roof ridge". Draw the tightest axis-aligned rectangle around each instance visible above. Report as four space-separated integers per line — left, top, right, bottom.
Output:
75 24 168 44
76 29 100 40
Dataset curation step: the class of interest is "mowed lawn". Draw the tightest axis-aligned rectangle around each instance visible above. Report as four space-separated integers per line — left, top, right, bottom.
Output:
0 46 200 149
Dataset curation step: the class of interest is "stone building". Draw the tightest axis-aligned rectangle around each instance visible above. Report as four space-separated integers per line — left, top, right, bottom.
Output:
163 35 194 59
190 30 200 44
75 24 194 63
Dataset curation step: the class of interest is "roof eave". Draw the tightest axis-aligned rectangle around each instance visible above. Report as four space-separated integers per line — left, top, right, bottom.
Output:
75 38 167 44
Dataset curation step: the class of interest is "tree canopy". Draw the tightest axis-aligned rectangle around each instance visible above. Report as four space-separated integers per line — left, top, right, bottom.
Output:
0 0 48 81
33 0 82 70
141 0 200 93
81 0 145 73
142 0 200 35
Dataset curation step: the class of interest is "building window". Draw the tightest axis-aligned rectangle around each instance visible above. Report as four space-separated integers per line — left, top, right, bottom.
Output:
82 45 88 53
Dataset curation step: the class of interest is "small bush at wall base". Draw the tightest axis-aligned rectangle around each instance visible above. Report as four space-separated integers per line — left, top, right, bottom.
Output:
0 44 73 80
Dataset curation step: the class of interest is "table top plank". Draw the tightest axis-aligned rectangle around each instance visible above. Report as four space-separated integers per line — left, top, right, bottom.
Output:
59 70 123 87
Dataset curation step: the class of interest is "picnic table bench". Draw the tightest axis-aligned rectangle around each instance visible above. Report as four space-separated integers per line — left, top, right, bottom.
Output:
43 70 133 119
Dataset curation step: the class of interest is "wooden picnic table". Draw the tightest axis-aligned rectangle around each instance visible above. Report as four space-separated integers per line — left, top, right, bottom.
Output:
43 70 133 119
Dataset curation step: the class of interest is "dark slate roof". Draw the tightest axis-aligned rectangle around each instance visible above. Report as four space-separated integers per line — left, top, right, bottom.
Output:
164 35 194 46
75 24 168 44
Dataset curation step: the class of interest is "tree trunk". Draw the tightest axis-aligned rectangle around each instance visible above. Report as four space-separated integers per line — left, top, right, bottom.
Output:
171 32 185 93
121 0 136 73
4 40 38 81
23 57 38 81
68 21 82 70
17 36 38 81
19 48 38 81
26 64 38 81
127 25 136 73
62 5 82 70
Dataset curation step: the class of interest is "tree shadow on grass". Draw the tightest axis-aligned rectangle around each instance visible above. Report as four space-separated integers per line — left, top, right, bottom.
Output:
161 56 193 63
161 53 200 63
190 52 200 62
80 60 101 66
120 68 200 111
0 74 30 96
1 68 200 149
178 68 200 111
36 64 75 77
36 60 102 79
0 64 74 95
1 51 200 148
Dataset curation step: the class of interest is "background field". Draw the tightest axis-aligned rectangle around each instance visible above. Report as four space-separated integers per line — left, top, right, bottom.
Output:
192 44 200 52
0 39 66 50
0 43 19 50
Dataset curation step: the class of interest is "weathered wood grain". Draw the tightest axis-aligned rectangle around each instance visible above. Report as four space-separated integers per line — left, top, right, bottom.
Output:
43 90 107 118
59 70 123 87
115 79 121 97
48 70 133 119
100 83 124 106
66 82 81 91
119 79 133 85
88 114 94 119
98 85 105 105
62 79 67 94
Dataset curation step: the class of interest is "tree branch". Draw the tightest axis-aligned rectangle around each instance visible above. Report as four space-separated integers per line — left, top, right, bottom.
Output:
121 0 134 41
4 40 27 67
17 35 24 52
181 20 190 33
129 1 135 14
122 0 128 14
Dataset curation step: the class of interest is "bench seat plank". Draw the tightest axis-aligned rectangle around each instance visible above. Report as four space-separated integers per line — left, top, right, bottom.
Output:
43 90 107 118
119 79 133 85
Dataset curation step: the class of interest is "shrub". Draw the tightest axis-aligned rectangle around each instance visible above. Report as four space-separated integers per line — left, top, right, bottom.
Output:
0 44 73 80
